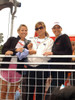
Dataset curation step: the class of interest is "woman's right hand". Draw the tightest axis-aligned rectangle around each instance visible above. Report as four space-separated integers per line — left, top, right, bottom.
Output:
43 52 53 56
16 48 24 53
29 50 36 55
5 50 13 55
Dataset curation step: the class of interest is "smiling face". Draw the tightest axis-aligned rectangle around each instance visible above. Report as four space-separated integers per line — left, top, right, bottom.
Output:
18 25 28 41
52 25 62 38
35 25 46 37
35 22 46 38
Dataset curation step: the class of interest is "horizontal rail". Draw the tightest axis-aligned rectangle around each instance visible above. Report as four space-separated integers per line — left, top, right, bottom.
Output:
0 62 75 65
0 54 75 58
0 68 75 72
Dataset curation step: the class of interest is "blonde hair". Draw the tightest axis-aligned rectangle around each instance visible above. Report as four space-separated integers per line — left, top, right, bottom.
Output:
71 41 75 61
35 21 49 37
17 24 28 32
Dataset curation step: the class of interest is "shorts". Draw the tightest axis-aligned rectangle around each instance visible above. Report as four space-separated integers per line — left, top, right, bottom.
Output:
0 64 22 83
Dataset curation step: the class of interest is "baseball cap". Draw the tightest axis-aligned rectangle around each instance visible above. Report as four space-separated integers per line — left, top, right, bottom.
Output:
52 22 62 29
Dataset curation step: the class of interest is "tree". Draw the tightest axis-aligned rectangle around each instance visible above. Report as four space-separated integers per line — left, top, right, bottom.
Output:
0 33 3 43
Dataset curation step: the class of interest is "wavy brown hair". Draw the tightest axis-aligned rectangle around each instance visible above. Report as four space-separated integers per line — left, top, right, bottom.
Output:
35 21 49 37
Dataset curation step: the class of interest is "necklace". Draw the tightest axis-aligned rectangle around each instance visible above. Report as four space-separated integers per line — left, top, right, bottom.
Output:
34 37 47 49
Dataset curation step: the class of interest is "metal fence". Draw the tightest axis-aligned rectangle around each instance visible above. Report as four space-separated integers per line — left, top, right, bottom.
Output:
0 55 75 100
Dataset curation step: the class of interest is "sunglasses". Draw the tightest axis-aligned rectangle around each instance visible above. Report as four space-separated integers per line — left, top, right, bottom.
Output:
35 26 44 31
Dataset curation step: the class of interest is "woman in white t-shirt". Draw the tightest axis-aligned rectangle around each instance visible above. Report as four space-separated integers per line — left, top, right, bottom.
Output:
26 21 54 100
0 24 36 100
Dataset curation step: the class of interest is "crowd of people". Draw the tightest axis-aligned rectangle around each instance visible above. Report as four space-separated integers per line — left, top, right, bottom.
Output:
0 21 74 100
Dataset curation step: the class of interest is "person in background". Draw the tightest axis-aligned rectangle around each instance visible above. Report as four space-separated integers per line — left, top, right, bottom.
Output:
44 22 72 91
15 87 21 100
26 21 54 100
71 41 75 62
47 86 75 100
0 24 36 100
71 41 75 85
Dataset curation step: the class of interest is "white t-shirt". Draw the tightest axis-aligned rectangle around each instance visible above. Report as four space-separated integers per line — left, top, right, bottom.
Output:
11 40 25 62
28 37 54 67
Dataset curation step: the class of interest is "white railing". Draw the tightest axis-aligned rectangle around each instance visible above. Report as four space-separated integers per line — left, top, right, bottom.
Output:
0 54 75 100
0 54 75 58
0 54 75 70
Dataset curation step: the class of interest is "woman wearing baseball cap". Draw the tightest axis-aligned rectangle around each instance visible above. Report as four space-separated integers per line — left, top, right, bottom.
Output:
43 22 72 91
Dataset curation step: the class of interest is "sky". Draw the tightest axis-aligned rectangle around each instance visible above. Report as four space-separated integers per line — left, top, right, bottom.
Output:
0 0 75 43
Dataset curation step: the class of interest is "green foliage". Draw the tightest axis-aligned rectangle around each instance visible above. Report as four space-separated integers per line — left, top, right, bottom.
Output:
0 33 3 43
0 45 3 54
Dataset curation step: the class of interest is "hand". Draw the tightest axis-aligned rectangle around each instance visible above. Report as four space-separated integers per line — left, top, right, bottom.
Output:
16 48 24 52
29 49 36 55
45 76 52 92
5 50 13 55
43 52 53 56
27 43 33 50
